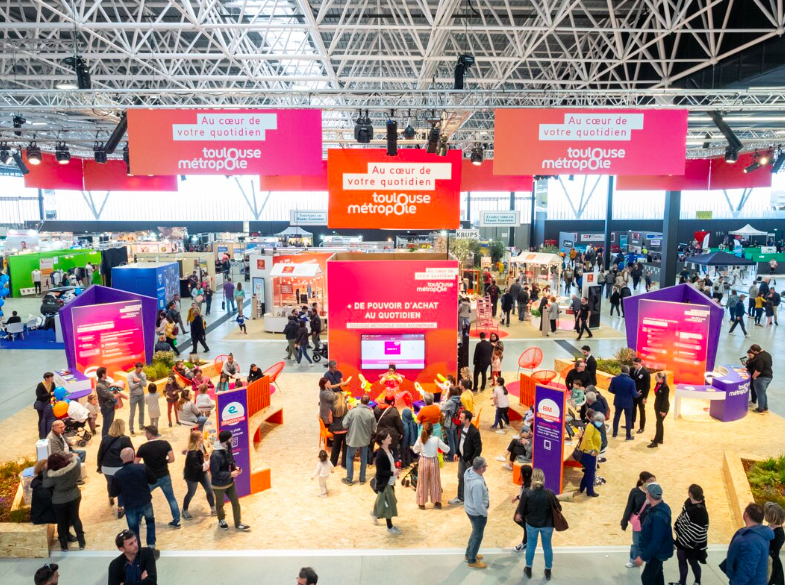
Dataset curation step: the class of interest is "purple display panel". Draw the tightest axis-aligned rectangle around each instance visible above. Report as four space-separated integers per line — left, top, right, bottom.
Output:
215 387 251 497
532 385 566 495
709 365 750 422
58 285 158 372
623 283 723 373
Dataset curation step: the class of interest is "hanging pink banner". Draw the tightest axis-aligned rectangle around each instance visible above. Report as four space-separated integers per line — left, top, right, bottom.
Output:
83 160 178 192
23 153 84 190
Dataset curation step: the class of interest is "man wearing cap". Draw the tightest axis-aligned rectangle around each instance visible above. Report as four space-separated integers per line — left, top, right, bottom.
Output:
747 344 773 414
729 295 748 337
634 483 673 585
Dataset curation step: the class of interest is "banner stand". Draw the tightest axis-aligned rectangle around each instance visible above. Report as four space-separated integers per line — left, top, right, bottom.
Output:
215 376 282 498
532 384 567 495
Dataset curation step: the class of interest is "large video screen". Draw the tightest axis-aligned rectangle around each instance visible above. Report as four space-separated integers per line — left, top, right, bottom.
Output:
636 299 711 384
72 300 147 374
361 334 425 370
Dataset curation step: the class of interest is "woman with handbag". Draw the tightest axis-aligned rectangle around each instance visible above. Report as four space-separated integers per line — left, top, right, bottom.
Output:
515 468 561 580
371 432 402 535
412 422 449 510
97 419 133 518
182 429 216 519
671 484 709 585
621 471 657 568
578 412 604 497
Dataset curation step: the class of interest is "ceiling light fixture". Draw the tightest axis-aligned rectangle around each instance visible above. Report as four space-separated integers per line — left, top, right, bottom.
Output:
55 143 71 164
744 153 761 174
0 143 11 165
93 142 107 164
403 110 415 140
436 137 448 157
724 146 739 164
13 115 25 137
26 143 42 165
708 111 743 165
354 110 373 144
470 144 483 166
63 55 91 90
11 149 29 175
759 149 772 166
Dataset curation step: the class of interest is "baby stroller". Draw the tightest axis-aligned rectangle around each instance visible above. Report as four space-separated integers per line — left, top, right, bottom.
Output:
312 342 329 364
400 461 419 490
62 417 92 447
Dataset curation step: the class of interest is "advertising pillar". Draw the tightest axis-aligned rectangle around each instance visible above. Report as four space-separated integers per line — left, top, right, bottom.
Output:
532 385 566 494
215 387 252 497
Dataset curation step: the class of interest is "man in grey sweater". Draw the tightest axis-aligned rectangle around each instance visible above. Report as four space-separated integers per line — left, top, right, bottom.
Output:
464 457 490 569
126 362 147 436
341 394 377 486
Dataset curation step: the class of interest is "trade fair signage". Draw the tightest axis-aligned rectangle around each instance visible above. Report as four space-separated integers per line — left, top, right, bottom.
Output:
71 300 147 373
127 109 323 176
327 257 459 396
215 387 252 497
455 229 480 240
532 385 566 494
327 149 462 230
494 109 688 176
479 210 519 227
290 210 328 226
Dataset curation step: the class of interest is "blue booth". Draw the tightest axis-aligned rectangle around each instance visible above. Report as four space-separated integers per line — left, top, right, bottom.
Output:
112 262 180 310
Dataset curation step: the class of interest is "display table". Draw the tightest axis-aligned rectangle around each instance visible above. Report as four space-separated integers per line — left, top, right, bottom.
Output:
54 369 92 401
708 365 750 422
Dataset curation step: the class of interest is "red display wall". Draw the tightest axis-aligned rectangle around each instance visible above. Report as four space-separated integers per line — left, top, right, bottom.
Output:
327 255 459 398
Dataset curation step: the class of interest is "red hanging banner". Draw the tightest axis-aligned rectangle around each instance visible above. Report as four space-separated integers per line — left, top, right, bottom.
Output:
83 160 178 192
23 153 84 190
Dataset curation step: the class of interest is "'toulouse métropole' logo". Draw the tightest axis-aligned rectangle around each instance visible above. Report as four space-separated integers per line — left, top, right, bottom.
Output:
174 113 277 172
537 398 561 423
221 402 246 426
540 113 644 171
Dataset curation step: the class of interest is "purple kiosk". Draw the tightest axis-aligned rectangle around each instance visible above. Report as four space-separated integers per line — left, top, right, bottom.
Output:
623 284 748 423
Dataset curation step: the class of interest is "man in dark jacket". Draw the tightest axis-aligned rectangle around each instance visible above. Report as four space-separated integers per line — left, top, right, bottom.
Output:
729 295 748 336
487 280 500 316
565 360 591 390
748 344 773 414
517 286 530 322
634 482 673 585
576 297 593 340
108 529 158 585
631 357 651 434
283 316 299 360
581 388 610 421
449 411 482 505
110 448 158 550
649 372 670 448
609 366 639 440
310 308 322 350
210 430 251 531
721 503 775 585
472 332 493 391
500 290 514 326
508 279 522 315
581 345 598 386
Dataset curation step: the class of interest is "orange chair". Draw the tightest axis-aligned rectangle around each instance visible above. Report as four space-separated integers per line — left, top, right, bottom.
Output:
530 369 557 386
472 407 483 429
263 361 285 394
318 417 333 450
517 347 544 376
173 367 191 387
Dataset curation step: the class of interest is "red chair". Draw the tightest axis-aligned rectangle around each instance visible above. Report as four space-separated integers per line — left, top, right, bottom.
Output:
263 361 285 394
530 369 557 386
173 367 191 386
517 347 544 376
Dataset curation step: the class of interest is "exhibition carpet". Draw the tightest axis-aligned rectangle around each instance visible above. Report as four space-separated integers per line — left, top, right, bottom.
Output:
0 328 64 350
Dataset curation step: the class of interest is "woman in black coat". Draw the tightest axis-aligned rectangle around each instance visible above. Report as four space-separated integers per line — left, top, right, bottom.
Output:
648 373 670 448
190 308 209 352
30 460 78 543
673 484 709 585
34 372 55 439
295 321 313 365
621 471 656 569
373 398 404 461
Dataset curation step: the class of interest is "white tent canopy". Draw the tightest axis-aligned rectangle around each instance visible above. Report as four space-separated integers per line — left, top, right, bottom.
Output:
276 226 313 237
510 252 563 265
728 224 768 236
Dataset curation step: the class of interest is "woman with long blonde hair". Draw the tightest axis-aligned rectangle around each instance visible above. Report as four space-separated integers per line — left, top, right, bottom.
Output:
412 422 449 509
515 467 562 580
96 418 133 518
182 429 215 519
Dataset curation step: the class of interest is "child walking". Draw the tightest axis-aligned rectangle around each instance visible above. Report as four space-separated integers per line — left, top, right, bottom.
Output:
146 383 161 428
236 313 247 334
85 394 99 435
491 348 502 386
491 376 510 434
311 450 334 496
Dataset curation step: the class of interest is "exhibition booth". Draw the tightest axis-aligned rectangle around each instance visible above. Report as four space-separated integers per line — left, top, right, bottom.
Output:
134 251 217 293
111 262 180 310
6 249 102 297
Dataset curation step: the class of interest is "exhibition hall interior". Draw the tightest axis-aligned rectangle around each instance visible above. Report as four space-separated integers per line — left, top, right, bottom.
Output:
2 2 785 584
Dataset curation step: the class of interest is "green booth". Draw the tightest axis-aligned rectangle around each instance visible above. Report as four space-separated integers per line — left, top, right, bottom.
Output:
6 250 102 297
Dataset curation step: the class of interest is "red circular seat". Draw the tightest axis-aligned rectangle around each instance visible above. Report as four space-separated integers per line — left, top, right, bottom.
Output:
531 369 557 385
518 347 543 370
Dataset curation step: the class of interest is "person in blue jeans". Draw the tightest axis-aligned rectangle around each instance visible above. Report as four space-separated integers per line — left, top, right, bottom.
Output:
110 448 158 552
634 483 674 585
223 278 236 312
516 468 560 580
134 426 181 528
748 344 773 413
464 457 490 569
620 471 656 568
341 394 376 486
295 321 314 367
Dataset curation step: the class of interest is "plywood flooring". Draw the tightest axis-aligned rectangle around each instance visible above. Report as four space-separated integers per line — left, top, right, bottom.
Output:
3 371 783 552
